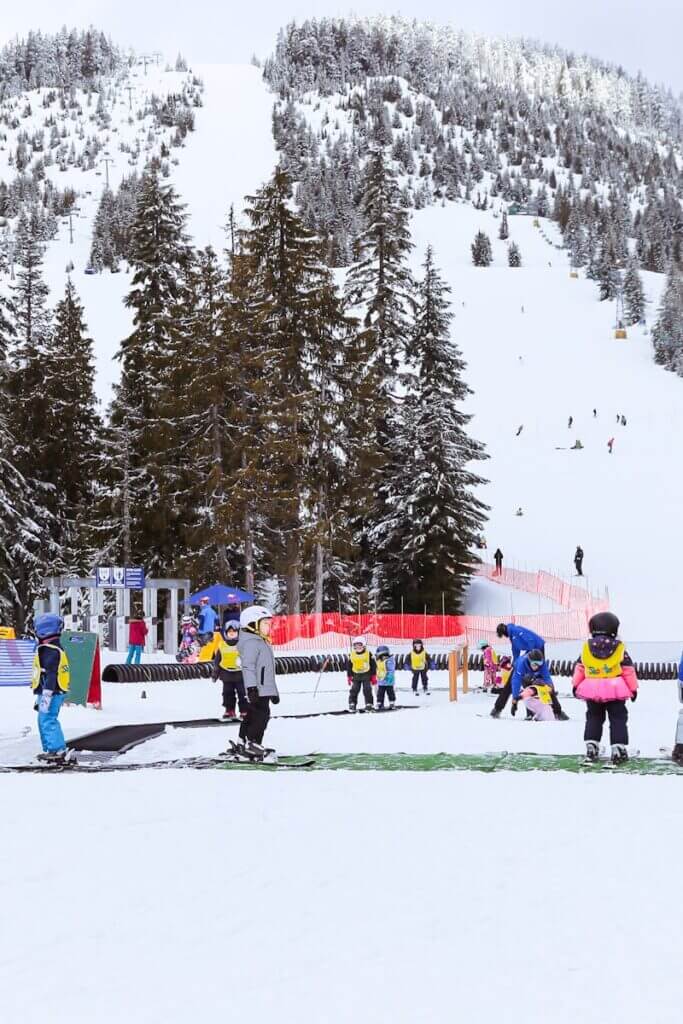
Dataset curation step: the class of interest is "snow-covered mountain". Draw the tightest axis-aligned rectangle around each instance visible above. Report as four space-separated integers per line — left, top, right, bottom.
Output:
0 22 681 637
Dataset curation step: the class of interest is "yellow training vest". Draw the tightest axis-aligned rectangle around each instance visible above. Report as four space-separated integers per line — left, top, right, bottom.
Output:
376 659 387 681
218 641 241 671
31 643 70 693
534 684 553 705
350 650 371 674
581 641 624 679
410 650 427 671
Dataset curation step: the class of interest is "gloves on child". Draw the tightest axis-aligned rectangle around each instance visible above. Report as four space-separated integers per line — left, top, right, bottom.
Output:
37 691 53 714
247 686 259 704
270 695 280 705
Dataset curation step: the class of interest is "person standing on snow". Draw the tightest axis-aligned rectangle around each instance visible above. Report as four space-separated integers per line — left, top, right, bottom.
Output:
568 415 573 428
212 620 247 721
574 546 584 577
607 437 614 454
572 612 638 764
494 548 503 575
236 605 279 758
197 596 219 646
408 638 430 695
126 613 147 664
346 637 377 712
31 614 72 764
375 645 397 710
480 641 499 691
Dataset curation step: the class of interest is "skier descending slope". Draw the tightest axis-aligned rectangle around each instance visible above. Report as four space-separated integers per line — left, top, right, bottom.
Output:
235 606 279 760
572 612 638 765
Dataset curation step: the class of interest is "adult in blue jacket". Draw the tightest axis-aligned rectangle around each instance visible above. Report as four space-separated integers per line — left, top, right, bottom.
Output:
197 597 219 643
496 623 545 661
491 644 568 719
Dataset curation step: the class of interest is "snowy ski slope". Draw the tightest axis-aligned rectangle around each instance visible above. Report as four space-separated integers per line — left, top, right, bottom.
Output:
2 59 680 638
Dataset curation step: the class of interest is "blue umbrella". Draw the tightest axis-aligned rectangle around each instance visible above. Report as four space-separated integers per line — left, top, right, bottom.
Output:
185 584 255 605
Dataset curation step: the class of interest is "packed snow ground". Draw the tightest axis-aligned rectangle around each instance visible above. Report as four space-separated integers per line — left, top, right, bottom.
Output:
1 672 682 1024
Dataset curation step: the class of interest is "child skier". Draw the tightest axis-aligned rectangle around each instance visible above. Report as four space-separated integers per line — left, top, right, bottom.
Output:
31 613 72 764
346 637 377 712
407 638 430 695
520 682 556 721
212 620 247 720
496 655 512 692
177 615 200 663
375 645 396 710
235 605 279 760
572 612 638 764
480 641 498 690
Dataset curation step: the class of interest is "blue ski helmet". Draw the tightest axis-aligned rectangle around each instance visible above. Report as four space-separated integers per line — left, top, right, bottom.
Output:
34 613 64 639
376 644 390 657
223 619 240 636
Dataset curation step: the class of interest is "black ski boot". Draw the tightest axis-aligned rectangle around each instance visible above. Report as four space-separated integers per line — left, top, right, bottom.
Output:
584 741 600 763
611 744 629 766
490 708 501 719
555 710 570 721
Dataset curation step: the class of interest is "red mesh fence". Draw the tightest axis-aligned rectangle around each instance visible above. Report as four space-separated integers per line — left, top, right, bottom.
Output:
270 564 609 650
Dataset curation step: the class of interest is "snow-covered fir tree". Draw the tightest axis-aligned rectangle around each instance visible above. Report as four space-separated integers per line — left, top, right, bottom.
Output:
652 265 683 374
49 279 103 570
471 231 493 267
623 257 646 326
371 247 488 610
508 241 522 267
108 165 190 569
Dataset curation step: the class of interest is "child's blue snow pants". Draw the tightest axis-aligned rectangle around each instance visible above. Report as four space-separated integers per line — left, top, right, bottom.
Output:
38 692 67 752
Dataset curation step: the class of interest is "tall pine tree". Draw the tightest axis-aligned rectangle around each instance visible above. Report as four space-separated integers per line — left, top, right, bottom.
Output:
370 247 488 610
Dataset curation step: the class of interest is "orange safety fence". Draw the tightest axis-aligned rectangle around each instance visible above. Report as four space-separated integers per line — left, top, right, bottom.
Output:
270 565 609 650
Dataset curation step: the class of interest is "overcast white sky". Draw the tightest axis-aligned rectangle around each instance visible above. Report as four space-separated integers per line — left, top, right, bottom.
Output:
2 1 682 95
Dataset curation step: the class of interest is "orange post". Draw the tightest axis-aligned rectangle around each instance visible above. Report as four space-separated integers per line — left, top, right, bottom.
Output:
448 650 458 702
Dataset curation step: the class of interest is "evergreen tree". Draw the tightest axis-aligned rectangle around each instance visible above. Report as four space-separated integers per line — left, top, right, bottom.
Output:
471 231 493 266
343 148 416 601
498 211 509 240
6 208 58 628
623 257 645 325
49 279 103 569
508 241 522 267
108 165 190 570
652 265 683 373
240 166 347 611
371 248 488 610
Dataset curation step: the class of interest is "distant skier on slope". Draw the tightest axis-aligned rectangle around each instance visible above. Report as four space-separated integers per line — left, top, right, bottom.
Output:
494 548 503 575
574 546 584 576
568 415 573 428
516 424 524 436
607 437 615 454
572 612 637 765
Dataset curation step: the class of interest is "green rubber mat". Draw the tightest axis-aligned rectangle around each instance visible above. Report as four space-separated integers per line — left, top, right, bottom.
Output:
217 752 683 775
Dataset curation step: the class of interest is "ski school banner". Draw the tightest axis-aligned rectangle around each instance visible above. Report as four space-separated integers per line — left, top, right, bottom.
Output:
0 639 36 686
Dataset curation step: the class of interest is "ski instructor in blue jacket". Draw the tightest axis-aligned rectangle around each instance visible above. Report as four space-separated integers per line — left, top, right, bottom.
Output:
490 624 568 720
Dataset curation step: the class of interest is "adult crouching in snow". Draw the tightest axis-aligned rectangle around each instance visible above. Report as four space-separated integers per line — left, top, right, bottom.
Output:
508 649 567 721
237 605 279 759
491 623 544 717
572 612 638 765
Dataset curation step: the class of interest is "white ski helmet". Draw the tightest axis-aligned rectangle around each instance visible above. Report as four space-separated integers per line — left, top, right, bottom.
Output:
352 636 366 649
240 605 273 630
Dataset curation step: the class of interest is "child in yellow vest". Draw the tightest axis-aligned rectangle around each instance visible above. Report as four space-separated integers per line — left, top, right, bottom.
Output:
212 621 247 719
31 613 73 764
408 639 430 695
346 637 377 712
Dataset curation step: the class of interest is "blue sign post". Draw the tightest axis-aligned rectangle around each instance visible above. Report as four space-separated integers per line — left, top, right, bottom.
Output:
95 567 146 589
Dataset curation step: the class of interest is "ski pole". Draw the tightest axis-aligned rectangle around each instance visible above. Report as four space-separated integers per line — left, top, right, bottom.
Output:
313 657 330 698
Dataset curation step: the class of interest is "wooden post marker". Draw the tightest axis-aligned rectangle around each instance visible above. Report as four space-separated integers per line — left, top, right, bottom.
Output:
448 650 458 701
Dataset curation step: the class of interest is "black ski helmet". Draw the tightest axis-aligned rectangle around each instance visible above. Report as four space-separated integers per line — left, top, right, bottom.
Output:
588 612 620 637
496 623 508 638
412 638 423 649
